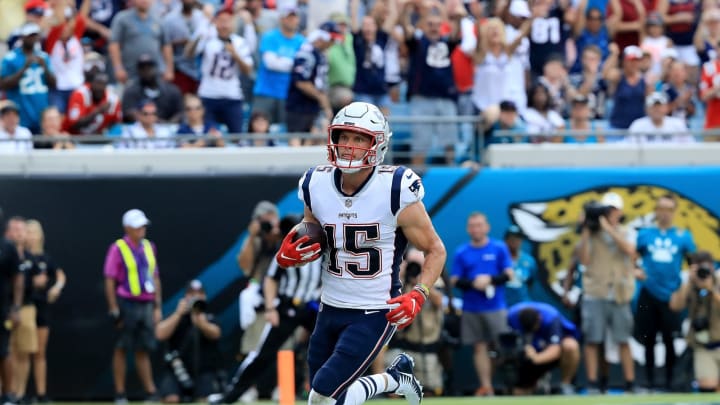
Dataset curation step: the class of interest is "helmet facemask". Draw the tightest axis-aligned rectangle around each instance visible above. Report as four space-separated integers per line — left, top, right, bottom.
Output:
327 126 379 173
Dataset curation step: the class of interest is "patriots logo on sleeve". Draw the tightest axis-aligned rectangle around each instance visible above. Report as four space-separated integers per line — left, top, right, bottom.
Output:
408 179 422 197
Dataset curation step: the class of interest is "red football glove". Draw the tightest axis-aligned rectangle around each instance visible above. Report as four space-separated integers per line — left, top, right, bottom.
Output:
386 288 427 329
275 229 322 268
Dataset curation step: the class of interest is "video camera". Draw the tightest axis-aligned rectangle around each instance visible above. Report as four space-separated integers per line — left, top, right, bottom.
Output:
582 201 612 232
188 297 207 312
495 331 531 391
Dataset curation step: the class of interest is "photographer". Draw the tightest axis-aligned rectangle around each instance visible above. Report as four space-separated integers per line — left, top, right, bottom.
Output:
155 280 222 403
669 251 720 392
577 192 637 393
210 215 321 404
236 201 281 357
505 302 580 395
387 247 445 395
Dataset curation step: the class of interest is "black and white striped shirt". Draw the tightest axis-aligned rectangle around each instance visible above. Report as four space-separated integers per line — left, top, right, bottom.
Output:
266 259 322 306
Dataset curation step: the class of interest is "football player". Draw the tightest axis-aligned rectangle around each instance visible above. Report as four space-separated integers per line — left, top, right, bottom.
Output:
276 102 446 405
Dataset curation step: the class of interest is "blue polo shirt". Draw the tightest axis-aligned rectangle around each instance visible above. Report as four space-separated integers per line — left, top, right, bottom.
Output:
508 302 579 351
505 251 537 306
452 239 513 312
637 226 696 301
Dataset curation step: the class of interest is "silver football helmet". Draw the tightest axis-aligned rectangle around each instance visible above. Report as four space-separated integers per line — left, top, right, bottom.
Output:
327 102 392 173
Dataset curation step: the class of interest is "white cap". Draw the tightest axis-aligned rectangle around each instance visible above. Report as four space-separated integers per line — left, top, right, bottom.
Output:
19 23 41 37
601 192 624 210
122 209 150 228
509 0 530 18
646 91 668 107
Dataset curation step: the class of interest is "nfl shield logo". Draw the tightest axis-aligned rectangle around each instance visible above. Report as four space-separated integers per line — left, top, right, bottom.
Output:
345 199 353 208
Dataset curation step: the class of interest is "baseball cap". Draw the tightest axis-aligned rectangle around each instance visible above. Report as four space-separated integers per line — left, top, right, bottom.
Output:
601 192 624 210
499 100 518 112
24 0 47 15
509 0 530 18
137 53 157 67
187 279 204 292
571 94 590 105
278 4 298 17
646 92 668 107
504 225 524 239
214 6 233 17
623 45 643 60
0 101 20 116
646 11 663 26
19 23 41 37
308 21 344 43
122 209 150 228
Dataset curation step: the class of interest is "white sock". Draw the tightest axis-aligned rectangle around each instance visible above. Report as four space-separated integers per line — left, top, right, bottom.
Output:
343 373 399 405
308 389 337 405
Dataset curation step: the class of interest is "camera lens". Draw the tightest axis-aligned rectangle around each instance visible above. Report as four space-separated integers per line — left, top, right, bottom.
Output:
260 221 273 233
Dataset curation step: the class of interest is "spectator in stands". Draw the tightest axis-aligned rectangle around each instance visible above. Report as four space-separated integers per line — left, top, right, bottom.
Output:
177 94 225 148
700 43 720 137
451 212 514 396
538 56 575 117
39 106 74 149
349 0 397 113
502 0 533 115
504 226 537 307
506 302 580 395
526 0 572 77
402 1 461 164
327 13 356 114
1 23 56 135
5 0 48 51
374 0 405 104
571 0 617 74
635 194 695 391
109 0 173 84
627 92 694 142
641 12 674 79
285 22 341 145
694 8 720 65
162 0 210 95
482 100 527 145
471 17 530 117
606 44 649 133
83 0 122 54
186 8 254 136
251 4 304 126
0 214 24 405
669 251 720 394
104 209 161 404
660 60 695 123
657 0 701 81
523 82 564 142
120 100 176 149
577 192 637 394
121 55 183 124
243 0 279 35
45 0 89 114
569 45 608 119
65 72 122 135
607 0 646 50
18 219 66 404
247 111 275 147
0 102 33 152
451 0 475 160
155 280 222 403
565 95 601 143
388 247 445 395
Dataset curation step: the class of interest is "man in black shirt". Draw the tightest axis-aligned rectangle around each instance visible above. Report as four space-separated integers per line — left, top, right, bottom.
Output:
155 280 222 403
0 210 24 405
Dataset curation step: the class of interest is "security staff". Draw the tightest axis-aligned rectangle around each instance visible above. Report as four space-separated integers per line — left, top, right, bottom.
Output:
104 209 162 404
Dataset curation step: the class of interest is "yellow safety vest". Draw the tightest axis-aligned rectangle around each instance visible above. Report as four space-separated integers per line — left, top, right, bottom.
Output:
115 239 156 296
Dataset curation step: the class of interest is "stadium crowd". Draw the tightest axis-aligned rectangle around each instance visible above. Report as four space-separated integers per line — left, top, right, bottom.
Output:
1 0 720 161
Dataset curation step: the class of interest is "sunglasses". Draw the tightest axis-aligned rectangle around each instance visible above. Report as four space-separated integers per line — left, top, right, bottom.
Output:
141 110 157 116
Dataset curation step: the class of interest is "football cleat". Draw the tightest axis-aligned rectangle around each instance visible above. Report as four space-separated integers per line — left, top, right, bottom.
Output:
386 353 423 405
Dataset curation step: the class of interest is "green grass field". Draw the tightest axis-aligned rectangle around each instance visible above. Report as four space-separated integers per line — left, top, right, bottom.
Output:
64 394 720 405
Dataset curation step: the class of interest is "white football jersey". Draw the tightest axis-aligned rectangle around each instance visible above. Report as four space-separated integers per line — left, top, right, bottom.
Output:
298 165 425 309
195 27 253 100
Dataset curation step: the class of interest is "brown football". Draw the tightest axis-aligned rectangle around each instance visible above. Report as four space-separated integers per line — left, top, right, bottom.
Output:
292 222 328 251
